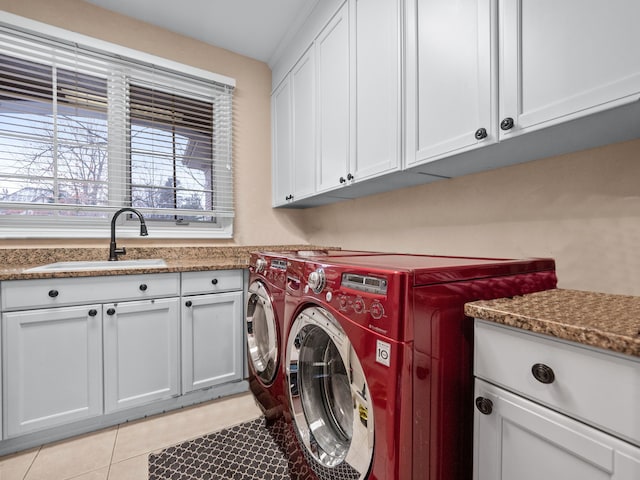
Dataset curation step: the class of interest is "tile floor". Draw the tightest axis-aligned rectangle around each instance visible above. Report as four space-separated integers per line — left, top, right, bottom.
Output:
0 392 263 480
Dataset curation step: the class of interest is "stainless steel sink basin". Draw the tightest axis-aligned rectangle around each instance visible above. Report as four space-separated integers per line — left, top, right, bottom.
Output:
25 259 167 273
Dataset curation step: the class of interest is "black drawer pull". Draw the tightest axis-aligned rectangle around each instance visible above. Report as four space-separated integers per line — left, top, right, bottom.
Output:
475 397 493 415
106 308 116 316
532 363 555 384
88 309 98 317
500 117 515 131
211 278 218 285
139 284 148 291
48 289 59 298
185 300 193 307
475 127 488 140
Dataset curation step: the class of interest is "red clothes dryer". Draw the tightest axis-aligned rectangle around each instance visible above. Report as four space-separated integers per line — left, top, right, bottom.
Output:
283 253 557 480
246 251 294 416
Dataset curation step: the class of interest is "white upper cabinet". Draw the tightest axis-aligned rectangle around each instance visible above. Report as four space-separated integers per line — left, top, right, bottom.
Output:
272 47 318 206
316 3 350 193
405 0 494 168
499 0 640 139
353 0 403 180
272 77 293 206
291 48 317 201
271 0 403 206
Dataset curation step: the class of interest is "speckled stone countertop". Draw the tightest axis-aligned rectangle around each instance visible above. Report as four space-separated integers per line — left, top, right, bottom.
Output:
0 245 334 281
465 289 640 357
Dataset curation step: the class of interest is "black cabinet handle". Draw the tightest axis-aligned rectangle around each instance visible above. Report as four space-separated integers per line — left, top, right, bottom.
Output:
48 289 59 298
475 127 488 140
475 397 493 415
185 300 193 307
106 308 116 315
139 284 148 291
339 176 346 184
88 309 98 317
347 173 354 181
285 194 294 201
211 279 218 285
500 117 515 131
531 363 555 384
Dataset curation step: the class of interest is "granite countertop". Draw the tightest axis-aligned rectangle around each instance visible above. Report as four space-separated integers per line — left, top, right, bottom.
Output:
465 288 640 358
0 245 332 281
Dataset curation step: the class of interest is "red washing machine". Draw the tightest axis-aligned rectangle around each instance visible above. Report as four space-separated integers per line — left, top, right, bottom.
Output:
246 250 380 417
283 253 557 480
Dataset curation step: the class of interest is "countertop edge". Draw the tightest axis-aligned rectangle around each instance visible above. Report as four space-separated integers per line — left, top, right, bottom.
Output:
465 289 640 358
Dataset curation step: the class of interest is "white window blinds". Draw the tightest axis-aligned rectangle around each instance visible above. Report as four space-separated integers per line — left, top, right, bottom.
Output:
0 19 234 236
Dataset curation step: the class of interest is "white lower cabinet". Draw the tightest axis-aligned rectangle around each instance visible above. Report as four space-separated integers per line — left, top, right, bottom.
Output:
3 305 103 437
474 380 640 480
474 320 640 480
103 298 180 413
0 269 245 447
181 291 243 393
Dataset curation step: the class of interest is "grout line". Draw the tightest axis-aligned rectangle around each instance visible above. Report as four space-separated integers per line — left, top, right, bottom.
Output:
105 424 119 480
22 446 41 480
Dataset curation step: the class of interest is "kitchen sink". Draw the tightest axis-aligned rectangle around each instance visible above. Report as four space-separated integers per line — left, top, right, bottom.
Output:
25 259 167 272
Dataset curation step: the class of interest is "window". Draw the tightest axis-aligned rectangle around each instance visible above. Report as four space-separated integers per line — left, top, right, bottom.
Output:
0 16 235 238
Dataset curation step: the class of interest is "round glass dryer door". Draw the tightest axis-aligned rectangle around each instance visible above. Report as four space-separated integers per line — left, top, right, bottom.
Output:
246 280 279 385
286 306 374 480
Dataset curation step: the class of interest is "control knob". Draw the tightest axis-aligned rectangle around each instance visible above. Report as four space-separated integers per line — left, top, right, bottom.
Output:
255 258 267 273
370 301 384 320
307 268 326 294
353 298 365 314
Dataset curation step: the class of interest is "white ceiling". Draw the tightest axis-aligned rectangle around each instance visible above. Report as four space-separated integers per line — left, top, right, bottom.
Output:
84 0 319 65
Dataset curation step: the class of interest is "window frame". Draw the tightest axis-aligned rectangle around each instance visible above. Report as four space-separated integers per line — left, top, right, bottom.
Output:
0 12 235 239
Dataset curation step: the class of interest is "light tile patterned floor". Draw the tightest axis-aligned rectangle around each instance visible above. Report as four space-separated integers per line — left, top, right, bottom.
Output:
0 393 262 480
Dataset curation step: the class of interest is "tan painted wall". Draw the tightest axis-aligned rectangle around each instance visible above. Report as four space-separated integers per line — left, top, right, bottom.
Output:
1 1 639 296
301 139 640 295
0 0 308 248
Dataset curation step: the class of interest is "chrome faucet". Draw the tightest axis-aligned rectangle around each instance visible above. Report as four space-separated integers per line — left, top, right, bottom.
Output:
109 208 148 261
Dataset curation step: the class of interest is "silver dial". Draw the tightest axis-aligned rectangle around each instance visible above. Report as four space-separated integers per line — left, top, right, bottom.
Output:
255 258 267 273
307 268 326 294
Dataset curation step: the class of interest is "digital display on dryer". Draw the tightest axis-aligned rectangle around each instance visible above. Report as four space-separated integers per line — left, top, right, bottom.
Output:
342 273 388 294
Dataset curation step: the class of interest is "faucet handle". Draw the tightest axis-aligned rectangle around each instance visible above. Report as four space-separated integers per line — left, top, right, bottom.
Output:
114 246 126 257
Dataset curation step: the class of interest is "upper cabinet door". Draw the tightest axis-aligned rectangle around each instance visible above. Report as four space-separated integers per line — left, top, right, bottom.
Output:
353 0 402 180
316 3 350 193
272 77 293 207
291 48 317 200
499 0 640 139
405 0 495 168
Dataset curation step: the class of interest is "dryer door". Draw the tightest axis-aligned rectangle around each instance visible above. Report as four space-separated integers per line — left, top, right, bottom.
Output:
286 306 374 480
246 280 279 385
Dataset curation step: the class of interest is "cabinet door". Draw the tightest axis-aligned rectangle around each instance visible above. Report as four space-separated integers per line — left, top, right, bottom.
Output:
405 0 494 167
103 298 180 413
500 0 640 139
181 291 243 393
3 306 103 437
291 48 317 200
272 76 293 206
316 2 350 193
474 380 640 480
353 0 402 180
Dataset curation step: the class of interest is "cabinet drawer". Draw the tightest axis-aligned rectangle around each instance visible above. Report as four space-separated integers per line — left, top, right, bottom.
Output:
181 270 243 296
475 319 640 447
1 273 180 310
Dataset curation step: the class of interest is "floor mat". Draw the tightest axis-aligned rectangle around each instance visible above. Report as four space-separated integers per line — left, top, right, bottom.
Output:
148 416 318 480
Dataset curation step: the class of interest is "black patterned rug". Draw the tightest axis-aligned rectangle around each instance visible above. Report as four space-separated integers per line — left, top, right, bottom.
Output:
148 416 318 480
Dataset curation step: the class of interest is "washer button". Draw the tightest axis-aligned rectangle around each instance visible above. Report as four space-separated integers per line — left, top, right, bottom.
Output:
353 298 365 313
370 301 384 320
